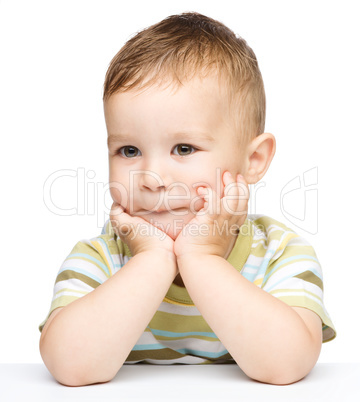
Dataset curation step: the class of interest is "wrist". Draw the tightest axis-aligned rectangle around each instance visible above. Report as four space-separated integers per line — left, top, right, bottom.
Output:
136 248 177 264
176 252 221 267
134 249 178 279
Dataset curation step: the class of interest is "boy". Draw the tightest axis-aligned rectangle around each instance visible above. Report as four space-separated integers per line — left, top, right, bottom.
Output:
39 12 336 387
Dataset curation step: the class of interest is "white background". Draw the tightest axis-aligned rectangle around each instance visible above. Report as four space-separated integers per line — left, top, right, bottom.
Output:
0 0 359 364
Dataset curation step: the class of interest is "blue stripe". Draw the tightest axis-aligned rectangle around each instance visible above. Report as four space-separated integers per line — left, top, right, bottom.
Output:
265 267 323 292
97 238 116 272
259 251 276 267
133 344 167 351
58 266 103 285
101 220 109 235
241 249 276 282
264 255 320 283
150 328 218 339
97 238 123 269
175 348 228 359
67 253 110 276
243 263 261 269
132 344 228 359
241 271 257 282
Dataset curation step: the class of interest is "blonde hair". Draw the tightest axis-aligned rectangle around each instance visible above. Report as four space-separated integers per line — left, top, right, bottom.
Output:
103 12 265 143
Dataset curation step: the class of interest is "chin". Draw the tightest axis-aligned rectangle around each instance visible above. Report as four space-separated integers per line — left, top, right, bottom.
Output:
146 213 193 240
166 225 183 241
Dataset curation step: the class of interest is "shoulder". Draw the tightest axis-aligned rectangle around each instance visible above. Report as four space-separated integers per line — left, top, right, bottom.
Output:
248 214 300 238
100 220 132 256
246 215 336 342
244 214 321 287
247 214 315 257
65 220 132 277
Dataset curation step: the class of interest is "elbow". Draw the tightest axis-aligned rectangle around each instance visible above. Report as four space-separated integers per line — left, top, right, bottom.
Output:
54 370 115 387
237 347 320 386
42 356 118 387
239 336 321 385
39 337 118 387
250 370 307 386
243 361 317 386
50 362 116 387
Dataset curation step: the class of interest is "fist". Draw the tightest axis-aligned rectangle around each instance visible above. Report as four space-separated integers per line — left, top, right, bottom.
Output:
110 202 175 257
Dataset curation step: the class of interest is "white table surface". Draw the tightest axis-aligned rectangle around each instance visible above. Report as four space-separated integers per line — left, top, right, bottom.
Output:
0 363 359 401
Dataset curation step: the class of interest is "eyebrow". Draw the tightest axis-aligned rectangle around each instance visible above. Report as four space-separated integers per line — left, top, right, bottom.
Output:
107 131 215 146
107 133 131 147
172 131 216 143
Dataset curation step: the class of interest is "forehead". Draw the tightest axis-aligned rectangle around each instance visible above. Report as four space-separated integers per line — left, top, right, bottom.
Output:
105 74 228 105
104 75 235 134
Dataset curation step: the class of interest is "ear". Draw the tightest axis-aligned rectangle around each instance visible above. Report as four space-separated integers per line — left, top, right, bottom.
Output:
243 133 276 184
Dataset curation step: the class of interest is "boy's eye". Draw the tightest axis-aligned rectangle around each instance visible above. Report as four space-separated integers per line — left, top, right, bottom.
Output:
119 146 141 158
173 144 195 156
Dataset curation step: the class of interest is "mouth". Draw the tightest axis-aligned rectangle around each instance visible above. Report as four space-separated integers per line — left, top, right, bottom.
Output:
137 207 189 215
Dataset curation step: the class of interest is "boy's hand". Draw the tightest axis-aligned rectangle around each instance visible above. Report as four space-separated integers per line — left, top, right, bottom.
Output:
174 172 249 260
110 202 175 257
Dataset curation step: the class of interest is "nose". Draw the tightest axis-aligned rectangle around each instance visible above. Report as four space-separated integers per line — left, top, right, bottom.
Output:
139 171 166 191
138 159 171 191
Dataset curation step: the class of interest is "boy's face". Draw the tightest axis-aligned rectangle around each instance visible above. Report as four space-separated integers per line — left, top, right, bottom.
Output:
104 76 247 240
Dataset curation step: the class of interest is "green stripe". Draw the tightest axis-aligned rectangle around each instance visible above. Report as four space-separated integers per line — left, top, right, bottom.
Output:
153 334 220 342
253 216 294 234
99 234 122 255
69 241 110 277
262 246 321 287
54 288 88 297
126 349 234 363
227 219 253 272
126 348 185 362
38 296 80 332
149 310 213 333
294 270 323 290
250 243 268 258
56 270 101 289
270 288 322 304
115 237 132 258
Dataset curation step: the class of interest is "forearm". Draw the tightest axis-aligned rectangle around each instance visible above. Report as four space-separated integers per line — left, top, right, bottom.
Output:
177 254 319 384
40 250 177 386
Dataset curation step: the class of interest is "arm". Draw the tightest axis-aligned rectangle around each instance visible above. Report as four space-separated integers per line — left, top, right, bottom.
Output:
40 249 177 386
174 172 322 385
177 253 322 385
40 204 177 387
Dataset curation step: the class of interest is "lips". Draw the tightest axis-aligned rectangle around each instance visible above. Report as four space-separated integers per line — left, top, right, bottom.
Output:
136 207 189 215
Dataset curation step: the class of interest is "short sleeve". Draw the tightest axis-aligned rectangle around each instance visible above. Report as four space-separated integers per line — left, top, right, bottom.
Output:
261 233 336 343
39 227 129 332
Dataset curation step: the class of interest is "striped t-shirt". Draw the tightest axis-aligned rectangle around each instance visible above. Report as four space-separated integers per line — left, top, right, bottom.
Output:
39 215 336 365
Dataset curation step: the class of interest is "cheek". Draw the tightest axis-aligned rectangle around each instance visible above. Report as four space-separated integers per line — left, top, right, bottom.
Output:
180 170 219 212
190 165 226 198
109 182 130 208
109 167 130 208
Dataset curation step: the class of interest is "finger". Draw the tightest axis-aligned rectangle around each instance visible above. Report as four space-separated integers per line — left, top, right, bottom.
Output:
223 172 241 215
110 203 125 229
206 187 222 217
197 186 221 217
110 202 124 217
224 171 242 199
223 170 234 188
196 187 208 213
109 203 134 238
222 173 250 216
